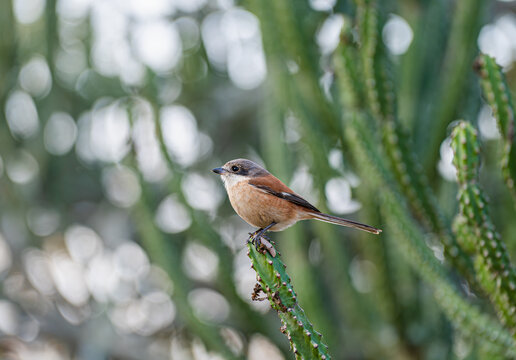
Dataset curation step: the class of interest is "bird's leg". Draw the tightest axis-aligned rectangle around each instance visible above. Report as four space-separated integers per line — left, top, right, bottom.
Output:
250 222 277 257
253 222 276 246
249 228 263 238
248 228 263 249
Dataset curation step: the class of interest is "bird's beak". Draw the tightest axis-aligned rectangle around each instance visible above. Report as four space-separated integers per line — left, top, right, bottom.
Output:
212 167 227 175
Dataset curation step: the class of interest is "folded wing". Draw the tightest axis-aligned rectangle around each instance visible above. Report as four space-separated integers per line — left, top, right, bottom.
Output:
248 176 320 213
248 176 381 235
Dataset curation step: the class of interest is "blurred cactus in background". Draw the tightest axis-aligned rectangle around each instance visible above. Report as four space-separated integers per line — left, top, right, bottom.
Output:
2 0 516 359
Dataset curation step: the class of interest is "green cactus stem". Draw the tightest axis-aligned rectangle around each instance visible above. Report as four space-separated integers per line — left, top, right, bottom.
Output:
247 239 331 360
451 215 476 254
333 18 365 110
475 54 516 197
451 120 516 334
346 113 516 356
418 0 486 173
381 121 472 272
355 0 394 123
333 11 474 279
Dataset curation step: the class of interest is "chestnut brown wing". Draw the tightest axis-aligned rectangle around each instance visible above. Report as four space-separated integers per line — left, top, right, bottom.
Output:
248 176 321 213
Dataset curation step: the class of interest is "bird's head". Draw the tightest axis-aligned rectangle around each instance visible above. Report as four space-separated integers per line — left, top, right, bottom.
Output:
212 158 269 187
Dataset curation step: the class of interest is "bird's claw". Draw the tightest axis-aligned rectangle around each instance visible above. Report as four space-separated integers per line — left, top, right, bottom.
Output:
249 231 276 257
248 231 263 250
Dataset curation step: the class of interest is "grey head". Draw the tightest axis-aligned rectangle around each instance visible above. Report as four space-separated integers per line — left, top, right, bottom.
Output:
212 158 269 178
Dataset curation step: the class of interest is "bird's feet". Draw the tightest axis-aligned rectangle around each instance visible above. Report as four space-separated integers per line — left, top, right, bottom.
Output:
248 229 277 257
248 229 266 250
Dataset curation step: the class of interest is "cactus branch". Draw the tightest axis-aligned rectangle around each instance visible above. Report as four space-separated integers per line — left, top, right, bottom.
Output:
333 16 474 279
451 121 516 334
418 0 486 173
346 113 516 356
475 54 516 197
247 239 331 360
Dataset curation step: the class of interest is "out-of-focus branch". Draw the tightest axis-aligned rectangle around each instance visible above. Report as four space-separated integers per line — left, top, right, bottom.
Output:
451 120 516 334
475 54 516 199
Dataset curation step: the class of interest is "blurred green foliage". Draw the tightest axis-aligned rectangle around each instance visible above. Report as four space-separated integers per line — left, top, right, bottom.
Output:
2 0 516 359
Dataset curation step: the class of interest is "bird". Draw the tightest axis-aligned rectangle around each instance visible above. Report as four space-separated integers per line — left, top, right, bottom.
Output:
212 158 381 256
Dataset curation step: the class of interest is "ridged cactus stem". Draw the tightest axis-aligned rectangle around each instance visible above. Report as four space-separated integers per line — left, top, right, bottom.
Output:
451 121 516 334
347 113 516 356
356 0 385 122
419 0 486 173
333 18 474 279
333 18 364 110
382 121 473 274
475 54 516 197
247 240 331 360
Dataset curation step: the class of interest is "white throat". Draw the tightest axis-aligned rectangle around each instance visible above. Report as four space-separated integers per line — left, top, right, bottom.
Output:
221 173 250 190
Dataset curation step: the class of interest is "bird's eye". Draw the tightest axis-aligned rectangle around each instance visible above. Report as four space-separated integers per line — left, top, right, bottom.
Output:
231 165 239 172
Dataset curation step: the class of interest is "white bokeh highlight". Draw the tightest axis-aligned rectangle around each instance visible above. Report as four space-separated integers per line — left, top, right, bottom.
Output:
188 288 230 323
113 242 150 281
183 242 219 282
0 300 19 336
478 105 501 140
382 14 413 55
126 0 175 20
5 91 39 139
102 166 142 208
23 249 55 295
182 173 223 212
85 253 119 303
27 208 60 237
478 15 516 68
176 0 207 13
0 234 12 276
90 103 131 163
19 56 52 98
202 9 266 89
44 112 78 156
49 251 90 306
14 0 46 24
437 137 457 182
132 100 169 182
133 20 183 73
155 195 192 234
6 150 39 185
325 178 361 214
176 17 201 52
65 225 102 264
56 0 93 20
290 166 318 206
317 14 344 54
309 0 336 11
160 105 213 167
90 1 145 85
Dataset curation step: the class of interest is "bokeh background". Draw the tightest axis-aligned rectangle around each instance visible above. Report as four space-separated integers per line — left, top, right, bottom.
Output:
1 0 516 359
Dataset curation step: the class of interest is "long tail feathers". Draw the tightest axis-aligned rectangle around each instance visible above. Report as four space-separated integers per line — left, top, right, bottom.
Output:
310 212 382 234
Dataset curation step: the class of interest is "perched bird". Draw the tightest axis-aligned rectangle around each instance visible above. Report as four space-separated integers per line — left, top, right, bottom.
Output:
212 159 381 256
